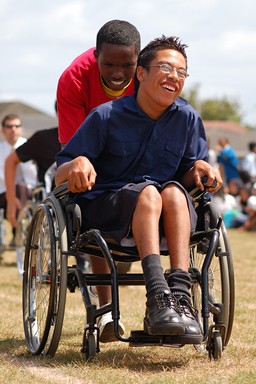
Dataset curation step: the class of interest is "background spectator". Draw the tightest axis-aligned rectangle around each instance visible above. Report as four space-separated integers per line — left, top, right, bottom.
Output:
241 141 256 184
238 183 256 231
207 137 218 168
216 137 240 187
5 126 60 228
0 114 37 245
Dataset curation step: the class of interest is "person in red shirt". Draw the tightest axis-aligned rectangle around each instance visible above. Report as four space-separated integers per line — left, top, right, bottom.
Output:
57 19 141 145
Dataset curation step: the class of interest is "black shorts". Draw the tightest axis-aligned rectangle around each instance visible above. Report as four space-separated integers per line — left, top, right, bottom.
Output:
76 181 197 246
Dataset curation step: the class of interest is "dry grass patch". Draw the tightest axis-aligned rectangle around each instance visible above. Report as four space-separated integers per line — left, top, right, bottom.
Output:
0 229 256 383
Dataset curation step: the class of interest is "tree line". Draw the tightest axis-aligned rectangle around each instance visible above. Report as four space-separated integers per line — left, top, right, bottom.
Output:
182 84 254 129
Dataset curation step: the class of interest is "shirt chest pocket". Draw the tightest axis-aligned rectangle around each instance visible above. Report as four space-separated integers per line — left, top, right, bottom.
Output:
157 140 185 173
164 140 184 159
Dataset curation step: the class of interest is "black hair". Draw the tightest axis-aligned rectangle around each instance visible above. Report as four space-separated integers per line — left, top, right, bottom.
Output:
134 35 188 92
249 142 256 151
96 19 141 54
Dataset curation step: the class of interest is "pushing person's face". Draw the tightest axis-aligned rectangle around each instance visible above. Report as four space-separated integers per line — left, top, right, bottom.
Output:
94 42 138 92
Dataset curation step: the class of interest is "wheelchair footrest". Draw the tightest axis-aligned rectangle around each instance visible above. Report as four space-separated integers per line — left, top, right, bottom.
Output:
129 330 203 347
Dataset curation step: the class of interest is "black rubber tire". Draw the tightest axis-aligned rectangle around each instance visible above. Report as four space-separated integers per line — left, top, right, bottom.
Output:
191 201 235 353
23 196 68 356
22 204 57 354
15 203 34 277
40 196 68 356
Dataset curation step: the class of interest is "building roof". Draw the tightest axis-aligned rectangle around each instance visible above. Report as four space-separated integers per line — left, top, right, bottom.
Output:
204 120 256 157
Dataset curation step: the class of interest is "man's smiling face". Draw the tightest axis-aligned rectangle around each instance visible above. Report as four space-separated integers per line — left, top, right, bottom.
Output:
136 49 187 119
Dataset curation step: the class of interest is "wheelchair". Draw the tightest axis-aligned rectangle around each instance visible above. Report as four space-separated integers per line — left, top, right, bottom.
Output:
0 207 17 259
15 184 47 277
22 180 235 361
0 208 5 261
0 184 47 272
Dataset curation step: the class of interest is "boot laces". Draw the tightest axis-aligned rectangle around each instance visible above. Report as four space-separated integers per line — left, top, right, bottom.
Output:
176 296 198 319
155 292 179 310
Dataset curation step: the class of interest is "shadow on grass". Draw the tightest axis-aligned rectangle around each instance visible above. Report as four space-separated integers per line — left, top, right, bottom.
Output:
2 336 203 373
85 347 193 372
0 337 25 353
0 327 205 373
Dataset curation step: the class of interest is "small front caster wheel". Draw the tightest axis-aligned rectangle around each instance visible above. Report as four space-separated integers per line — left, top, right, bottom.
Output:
209 330 222 361
84 332 97 360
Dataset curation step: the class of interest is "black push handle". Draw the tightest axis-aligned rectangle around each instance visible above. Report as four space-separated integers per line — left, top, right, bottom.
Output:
201 175 217 189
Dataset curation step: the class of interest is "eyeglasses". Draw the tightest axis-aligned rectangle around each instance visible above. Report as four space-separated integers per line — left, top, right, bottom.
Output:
3 124 22 129
146 64 189 80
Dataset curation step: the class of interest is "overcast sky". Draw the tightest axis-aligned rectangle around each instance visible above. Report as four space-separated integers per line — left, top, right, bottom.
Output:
0 0 255 126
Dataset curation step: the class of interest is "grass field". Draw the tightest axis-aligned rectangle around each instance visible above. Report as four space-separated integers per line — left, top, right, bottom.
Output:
0 228 256 384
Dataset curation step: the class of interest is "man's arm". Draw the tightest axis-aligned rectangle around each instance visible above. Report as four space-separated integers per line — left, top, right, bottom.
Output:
55 156 97 193
5 151 22 227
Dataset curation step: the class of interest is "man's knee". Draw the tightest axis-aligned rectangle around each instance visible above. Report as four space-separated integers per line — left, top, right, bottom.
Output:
161 184 187 206
136 185 162 211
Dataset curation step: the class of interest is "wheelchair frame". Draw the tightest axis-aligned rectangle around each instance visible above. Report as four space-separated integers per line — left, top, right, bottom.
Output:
22 183 235 361
0 208 5 261
15 184 47 277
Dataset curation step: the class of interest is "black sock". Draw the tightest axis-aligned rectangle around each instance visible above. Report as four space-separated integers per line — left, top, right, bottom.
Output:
142 254 170 299
167 268 192 303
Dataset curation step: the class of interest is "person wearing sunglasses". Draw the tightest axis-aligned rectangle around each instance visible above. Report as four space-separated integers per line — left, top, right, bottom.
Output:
0 114 37 246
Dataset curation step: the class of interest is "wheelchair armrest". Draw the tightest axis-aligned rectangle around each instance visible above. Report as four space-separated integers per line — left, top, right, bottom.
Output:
53 181 70 199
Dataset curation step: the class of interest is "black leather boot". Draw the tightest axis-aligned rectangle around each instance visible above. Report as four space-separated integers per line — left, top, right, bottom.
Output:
176 296 202 336
167 269 203 339
144 289 185 335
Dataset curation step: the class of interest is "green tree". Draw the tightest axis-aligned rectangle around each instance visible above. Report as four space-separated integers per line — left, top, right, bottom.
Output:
181 83 201 111
182 84 243 123
200 97 242 123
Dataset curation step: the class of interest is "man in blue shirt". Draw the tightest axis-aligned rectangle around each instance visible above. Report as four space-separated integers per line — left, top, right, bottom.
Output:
56 36 222 343
217 137 240 185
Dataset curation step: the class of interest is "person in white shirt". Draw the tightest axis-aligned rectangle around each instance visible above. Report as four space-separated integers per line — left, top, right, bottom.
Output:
0 114 37 244
241 142 256 183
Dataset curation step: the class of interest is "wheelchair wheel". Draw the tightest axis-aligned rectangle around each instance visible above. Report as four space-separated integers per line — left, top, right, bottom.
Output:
23 196 68 356
190 201 235 353
0 208 6 260
15 203 34 277
83 332 97 360
210 329 222 360
41 196 68 356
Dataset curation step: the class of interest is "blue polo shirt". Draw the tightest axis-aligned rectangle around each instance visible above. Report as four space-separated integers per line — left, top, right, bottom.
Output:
56 95 208 199
217 146 240 183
